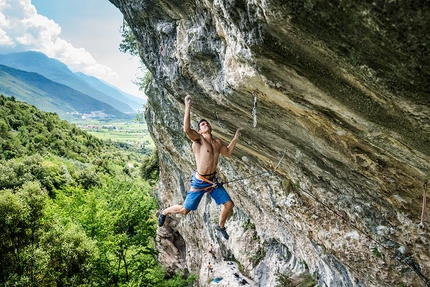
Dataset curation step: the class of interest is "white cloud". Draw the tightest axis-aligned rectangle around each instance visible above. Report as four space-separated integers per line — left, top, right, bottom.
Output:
0 28 13 45
0 0 118 82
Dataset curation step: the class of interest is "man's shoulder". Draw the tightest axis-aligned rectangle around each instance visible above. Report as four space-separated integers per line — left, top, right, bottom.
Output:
214 137 224 145
192 134 203 143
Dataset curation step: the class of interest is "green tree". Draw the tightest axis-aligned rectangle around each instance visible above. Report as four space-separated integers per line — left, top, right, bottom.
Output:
76 167 102 189
0 182 47 286
46 177 161 286
119 22 152 94
119 23 139 57
0 96 197 286
38 221 97 287
140 149 159 182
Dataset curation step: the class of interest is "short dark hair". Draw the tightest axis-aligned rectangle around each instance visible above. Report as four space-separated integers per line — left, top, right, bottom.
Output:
197 119 209 131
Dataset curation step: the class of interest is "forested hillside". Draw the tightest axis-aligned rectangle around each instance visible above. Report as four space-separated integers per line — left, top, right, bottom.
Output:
0 95 195 286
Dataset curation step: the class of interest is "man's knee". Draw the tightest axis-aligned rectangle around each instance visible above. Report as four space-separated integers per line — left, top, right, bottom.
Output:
182 207 191 215
224 200 234 209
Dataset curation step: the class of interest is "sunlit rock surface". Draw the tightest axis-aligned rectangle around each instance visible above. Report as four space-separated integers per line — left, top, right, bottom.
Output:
109 0 430 286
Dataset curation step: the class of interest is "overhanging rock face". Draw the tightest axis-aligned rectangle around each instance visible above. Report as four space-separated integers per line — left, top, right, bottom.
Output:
109 0 430 286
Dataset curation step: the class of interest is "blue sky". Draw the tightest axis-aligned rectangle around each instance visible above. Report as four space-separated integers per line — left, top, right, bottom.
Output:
0 0 145 98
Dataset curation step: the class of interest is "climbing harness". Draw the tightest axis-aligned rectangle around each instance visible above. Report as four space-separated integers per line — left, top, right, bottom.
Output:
252 92 257 128
418 181 427 234
214 111 226 132
191 172 222 194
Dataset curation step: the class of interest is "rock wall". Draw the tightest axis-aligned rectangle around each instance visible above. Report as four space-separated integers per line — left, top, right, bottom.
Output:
109 0 430 286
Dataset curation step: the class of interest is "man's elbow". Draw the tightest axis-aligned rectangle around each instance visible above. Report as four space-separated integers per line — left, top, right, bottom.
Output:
224 150 233 157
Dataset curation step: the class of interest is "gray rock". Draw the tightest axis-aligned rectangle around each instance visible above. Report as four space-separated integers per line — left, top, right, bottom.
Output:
110 0 430 286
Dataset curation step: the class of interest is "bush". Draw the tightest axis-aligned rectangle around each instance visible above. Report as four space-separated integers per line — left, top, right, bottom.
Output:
140 149 159 181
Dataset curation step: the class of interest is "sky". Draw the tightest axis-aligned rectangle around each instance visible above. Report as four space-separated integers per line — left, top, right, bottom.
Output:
0 0 145 98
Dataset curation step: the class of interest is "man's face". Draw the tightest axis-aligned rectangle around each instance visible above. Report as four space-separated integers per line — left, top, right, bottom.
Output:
199 121 211 133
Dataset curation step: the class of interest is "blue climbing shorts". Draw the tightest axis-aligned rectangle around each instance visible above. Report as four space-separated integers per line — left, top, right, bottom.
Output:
183 172 231 211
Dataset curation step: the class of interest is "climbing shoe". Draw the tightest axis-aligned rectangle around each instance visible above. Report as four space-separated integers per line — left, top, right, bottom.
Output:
215 224 229 240
158 208 166 227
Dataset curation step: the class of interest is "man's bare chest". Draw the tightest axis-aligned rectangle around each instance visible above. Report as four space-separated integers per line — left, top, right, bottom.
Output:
195 139 219 155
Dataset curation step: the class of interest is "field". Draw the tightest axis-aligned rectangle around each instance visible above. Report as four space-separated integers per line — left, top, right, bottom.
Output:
71 119 155 150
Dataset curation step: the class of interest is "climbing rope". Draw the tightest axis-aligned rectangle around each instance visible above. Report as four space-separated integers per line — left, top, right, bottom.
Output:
291 179 430 286
222 148 429 285
214 111 226 132
274 148 287 171
222 170 272 186
418 181 427 234
221 149 287 186
198 144 429 284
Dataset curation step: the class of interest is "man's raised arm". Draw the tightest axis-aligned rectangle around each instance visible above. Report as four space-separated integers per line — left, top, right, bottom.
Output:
220 128 242 157
183 95 200 141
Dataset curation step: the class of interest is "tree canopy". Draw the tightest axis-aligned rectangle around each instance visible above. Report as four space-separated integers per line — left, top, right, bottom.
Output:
0 95 195 286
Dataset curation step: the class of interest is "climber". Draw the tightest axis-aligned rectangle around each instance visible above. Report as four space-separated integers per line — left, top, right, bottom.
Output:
158 94 242 240
209 243 216 259
207 262 213 275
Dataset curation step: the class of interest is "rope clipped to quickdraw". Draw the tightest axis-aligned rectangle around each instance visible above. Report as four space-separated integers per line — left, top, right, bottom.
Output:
221 149 287 186
274 148 287 172
252 92 257 128
335 197 344 230
214 111 226 132
418 181 427 234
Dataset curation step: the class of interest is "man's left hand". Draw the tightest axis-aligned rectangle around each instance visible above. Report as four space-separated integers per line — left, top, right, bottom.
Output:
234 128 242 140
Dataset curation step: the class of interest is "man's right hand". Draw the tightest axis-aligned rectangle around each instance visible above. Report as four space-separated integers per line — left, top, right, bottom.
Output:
185 95 191 107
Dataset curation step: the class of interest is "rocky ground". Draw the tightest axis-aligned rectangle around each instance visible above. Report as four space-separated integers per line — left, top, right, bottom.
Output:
206 259 258 287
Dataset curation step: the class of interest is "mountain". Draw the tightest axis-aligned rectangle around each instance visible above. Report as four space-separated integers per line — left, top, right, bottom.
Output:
0 64 125 119
74 72 146 110
0 51 136 114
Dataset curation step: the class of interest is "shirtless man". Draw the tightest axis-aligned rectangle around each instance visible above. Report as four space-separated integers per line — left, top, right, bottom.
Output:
158 95 241 240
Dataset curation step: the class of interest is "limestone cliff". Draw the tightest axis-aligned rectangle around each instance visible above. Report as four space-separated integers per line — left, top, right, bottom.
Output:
109 0 429 286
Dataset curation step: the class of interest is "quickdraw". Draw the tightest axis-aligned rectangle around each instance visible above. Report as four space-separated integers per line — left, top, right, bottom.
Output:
336 197 343 230
418 181 427 234
252 92 257 128
214 111 226 132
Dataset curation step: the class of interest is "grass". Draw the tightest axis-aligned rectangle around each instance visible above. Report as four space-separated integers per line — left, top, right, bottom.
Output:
71 119 155 149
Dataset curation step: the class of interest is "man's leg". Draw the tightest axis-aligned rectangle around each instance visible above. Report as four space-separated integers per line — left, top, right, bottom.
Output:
219 200 234 228
158 205 190 227
163 205 190 215
159 189 204 227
